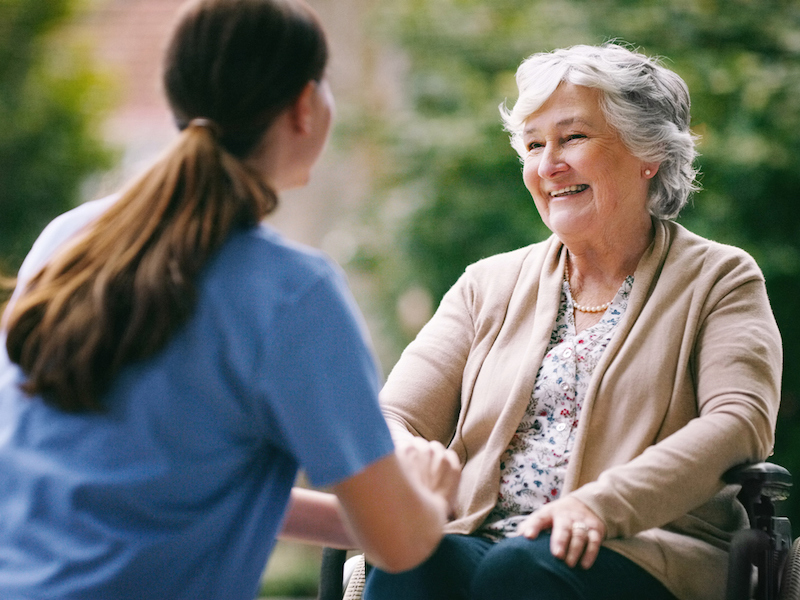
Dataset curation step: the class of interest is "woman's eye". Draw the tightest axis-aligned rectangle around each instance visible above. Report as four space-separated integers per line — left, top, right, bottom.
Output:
566 134 586 142
526 141 543 151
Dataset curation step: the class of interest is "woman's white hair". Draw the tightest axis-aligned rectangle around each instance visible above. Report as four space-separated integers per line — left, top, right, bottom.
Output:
500 43 699 219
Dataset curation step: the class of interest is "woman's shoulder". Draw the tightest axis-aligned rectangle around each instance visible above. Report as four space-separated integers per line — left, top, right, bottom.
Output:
662 220 764 281
461 237 557 286
430 237 560 315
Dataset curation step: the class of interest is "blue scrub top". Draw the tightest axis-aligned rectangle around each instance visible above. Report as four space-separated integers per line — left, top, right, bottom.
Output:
0 198 395 600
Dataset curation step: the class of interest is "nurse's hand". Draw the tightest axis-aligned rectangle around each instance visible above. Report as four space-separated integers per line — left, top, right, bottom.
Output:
517 496 606 569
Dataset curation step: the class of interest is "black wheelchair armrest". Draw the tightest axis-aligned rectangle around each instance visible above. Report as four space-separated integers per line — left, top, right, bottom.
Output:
723 462 794 600
724 462 792 533
724 462 793 502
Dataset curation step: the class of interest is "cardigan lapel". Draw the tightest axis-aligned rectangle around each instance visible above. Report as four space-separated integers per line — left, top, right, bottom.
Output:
483 236 566 457
562 219 672 493
461 236 567 521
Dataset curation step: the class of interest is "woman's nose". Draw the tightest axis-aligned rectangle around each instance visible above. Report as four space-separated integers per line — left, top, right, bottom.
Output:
537 143 568 179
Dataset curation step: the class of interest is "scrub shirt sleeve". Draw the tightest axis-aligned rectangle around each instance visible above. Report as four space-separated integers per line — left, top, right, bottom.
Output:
257 264 394 488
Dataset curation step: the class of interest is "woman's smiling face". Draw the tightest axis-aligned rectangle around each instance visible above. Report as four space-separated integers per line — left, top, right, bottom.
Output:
521 83 655 245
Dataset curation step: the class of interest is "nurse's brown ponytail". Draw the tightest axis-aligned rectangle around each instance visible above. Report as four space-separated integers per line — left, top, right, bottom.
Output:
4 0 328 411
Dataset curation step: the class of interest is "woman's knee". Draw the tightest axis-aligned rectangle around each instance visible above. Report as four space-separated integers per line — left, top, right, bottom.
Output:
364 534 492 600
364 565 431 600
470 535 578 599
469 535 677 600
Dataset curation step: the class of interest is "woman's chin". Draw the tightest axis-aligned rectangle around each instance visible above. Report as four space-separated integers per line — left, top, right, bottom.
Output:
546 207 595 239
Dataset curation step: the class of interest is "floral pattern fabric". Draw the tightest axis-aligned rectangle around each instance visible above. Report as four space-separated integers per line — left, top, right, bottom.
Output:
479 275 634 540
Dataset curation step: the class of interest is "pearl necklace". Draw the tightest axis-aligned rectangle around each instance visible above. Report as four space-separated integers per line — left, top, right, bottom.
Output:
563 260 612 314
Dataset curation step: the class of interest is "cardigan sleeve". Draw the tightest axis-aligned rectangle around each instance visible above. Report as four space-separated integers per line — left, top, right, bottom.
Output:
380 271 478 446
570 252 782 539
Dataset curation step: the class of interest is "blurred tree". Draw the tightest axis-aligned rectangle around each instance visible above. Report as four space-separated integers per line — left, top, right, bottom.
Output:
354 0 800 520
0 0 113 273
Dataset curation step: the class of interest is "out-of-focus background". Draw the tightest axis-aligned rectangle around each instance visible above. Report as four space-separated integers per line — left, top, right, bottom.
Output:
1 0 799 597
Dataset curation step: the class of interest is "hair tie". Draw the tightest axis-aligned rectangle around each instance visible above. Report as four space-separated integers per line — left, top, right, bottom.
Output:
187 118 222 138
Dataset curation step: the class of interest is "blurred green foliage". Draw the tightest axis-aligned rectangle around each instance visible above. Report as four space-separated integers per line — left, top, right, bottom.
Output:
356 0 800 522
0 0 114 273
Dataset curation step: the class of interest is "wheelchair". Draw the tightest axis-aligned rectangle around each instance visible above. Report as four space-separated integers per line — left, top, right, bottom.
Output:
724 462 799 600
317 462 800 600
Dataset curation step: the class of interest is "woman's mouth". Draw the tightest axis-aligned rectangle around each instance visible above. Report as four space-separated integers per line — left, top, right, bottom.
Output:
550 184 589 198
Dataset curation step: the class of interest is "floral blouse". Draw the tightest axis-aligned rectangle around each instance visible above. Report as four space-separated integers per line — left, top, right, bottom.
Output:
478 275 634 540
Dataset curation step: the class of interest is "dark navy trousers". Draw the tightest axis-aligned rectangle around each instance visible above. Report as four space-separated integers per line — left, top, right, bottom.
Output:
363 533 677 600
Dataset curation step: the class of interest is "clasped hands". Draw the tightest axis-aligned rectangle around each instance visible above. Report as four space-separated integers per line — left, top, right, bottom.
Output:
394 437 605 570
393 436 461 518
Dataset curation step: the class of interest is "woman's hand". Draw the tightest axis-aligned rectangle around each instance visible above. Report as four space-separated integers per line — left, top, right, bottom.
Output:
518 496 606 569
394 437 461 518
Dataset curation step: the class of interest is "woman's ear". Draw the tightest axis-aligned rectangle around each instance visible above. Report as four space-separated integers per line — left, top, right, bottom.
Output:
289 81 317 135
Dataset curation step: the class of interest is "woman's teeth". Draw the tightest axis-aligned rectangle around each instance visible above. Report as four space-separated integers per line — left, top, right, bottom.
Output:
550 185 589 197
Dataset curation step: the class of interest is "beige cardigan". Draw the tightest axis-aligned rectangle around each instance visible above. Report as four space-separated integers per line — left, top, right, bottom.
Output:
381 219 782 600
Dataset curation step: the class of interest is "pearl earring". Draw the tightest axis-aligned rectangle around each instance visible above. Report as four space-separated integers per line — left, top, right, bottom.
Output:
644 169 652 176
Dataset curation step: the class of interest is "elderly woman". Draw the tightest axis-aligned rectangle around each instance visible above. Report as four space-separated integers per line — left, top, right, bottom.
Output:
362 43 781 600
